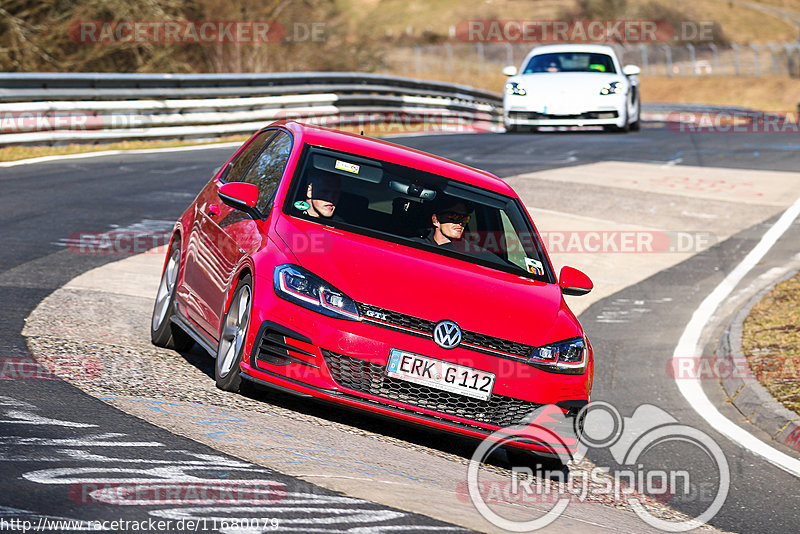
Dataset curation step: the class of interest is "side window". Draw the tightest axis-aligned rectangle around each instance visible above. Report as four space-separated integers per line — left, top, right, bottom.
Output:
500 211 527 269
225 131 276 182
240 131 292 213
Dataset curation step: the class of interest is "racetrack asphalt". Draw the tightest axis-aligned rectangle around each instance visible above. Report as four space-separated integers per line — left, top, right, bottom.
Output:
2 123 800 533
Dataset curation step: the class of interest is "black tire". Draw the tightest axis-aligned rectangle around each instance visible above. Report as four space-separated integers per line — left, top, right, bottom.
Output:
630 100 641 131
505 123 520 133
215 275 253 392
151 239 194 351
604 106 630 133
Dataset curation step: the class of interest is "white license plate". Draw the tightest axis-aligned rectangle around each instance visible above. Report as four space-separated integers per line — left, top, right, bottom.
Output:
386 349 495 401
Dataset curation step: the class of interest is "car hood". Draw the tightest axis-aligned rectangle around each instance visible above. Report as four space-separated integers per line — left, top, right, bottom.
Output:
274 218 580 347
514 72 624 94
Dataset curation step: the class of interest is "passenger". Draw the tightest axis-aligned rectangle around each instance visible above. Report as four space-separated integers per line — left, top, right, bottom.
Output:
299 171 341 219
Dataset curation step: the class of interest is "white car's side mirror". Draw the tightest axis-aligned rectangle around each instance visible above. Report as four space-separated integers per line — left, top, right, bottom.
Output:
622 64 641 76
502 65 518 77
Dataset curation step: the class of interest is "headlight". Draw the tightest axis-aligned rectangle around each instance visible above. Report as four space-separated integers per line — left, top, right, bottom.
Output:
505 81 527 96
274 264 360 321
529 337 586 374
599 81 622 95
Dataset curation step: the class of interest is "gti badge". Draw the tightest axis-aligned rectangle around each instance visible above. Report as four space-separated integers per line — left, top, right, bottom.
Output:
433 320 462 349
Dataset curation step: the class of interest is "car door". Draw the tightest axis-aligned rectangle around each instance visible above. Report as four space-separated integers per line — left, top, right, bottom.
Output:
183 130 275 337
185 129 293 339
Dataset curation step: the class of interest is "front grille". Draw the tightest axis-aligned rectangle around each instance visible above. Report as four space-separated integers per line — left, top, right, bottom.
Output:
323 350 543 428
355 302 532 359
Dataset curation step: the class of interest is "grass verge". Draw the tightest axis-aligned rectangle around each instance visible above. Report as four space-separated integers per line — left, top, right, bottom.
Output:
0 136 250 163
741 271 800 416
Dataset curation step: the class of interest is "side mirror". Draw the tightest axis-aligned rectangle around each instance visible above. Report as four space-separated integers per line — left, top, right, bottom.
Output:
622 64 641 76
502 65 518 77
218 182 262 220
559 266 593 296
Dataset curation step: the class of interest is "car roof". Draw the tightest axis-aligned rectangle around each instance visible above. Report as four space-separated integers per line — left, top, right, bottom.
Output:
271 121 517 196
527 44 619 55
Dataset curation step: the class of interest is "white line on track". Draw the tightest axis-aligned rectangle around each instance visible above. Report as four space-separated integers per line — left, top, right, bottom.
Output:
0 141 241 168
673 195 800 478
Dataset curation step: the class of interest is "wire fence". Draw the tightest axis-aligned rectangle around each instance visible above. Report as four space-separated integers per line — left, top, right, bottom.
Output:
385 42 800 78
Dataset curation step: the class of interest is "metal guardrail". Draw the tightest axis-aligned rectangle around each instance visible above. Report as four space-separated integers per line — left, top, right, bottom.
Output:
0 73 504 145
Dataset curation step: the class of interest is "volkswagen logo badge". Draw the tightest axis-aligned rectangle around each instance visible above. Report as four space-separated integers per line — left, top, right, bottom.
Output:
433 320 462 349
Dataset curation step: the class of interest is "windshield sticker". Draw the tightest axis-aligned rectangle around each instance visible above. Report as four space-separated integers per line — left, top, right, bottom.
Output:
293 201 310 211
335 160 360 174
525 257 544 276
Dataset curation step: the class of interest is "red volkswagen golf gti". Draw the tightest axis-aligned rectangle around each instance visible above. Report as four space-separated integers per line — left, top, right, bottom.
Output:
151 121 594 457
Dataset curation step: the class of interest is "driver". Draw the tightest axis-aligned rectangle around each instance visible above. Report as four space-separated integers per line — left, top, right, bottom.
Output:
418 197 473 250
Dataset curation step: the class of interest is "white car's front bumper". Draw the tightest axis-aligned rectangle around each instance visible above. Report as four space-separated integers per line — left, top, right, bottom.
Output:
504 94 627 128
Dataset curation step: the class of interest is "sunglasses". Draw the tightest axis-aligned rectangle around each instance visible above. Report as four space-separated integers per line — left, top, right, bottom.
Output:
438 211 471 225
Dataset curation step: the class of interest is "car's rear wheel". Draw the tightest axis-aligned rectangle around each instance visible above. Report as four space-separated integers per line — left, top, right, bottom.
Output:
215 275 253 392
151 239 194 351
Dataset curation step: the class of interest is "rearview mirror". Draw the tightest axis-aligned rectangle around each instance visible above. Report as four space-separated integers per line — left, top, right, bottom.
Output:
388 180 437 200
218 182 262 220
502 65 518 76
559 266 593 296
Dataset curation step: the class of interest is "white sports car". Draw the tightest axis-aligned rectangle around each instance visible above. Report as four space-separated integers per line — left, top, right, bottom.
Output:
502 44 641 132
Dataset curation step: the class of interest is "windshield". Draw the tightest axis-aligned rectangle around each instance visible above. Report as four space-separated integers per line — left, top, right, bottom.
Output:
523 52 616 74
283 146 554 282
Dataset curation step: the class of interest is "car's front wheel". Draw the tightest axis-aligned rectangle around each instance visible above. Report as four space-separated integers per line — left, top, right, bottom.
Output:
151 239 194 351
630 99 641 131
215 275 253 392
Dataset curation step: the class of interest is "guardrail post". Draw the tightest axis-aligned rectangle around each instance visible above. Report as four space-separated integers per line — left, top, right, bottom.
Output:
687 44 696 76
709 43 719 75
639 44 649 75
751 44 761 76
732 43 740 76
662 45 673 77
444 43 454 73
768 43 780 75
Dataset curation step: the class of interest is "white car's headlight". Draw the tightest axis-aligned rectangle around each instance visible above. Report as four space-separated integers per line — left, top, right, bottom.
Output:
505 81 527 96
599 81 623 95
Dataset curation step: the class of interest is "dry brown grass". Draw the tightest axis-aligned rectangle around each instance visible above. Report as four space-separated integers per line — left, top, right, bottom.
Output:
0 136 248 163
742 272 800 416
640 76 800 111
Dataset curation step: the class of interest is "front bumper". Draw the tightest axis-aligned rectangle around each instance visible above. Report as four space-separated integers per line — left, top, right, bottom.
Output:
239 296 591 454
506 109 620 127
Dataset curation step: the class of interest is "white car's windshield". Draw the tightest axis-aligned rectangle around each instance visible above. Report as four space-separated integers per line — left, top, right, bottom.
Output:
523 52 616 74
284 146 554 282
